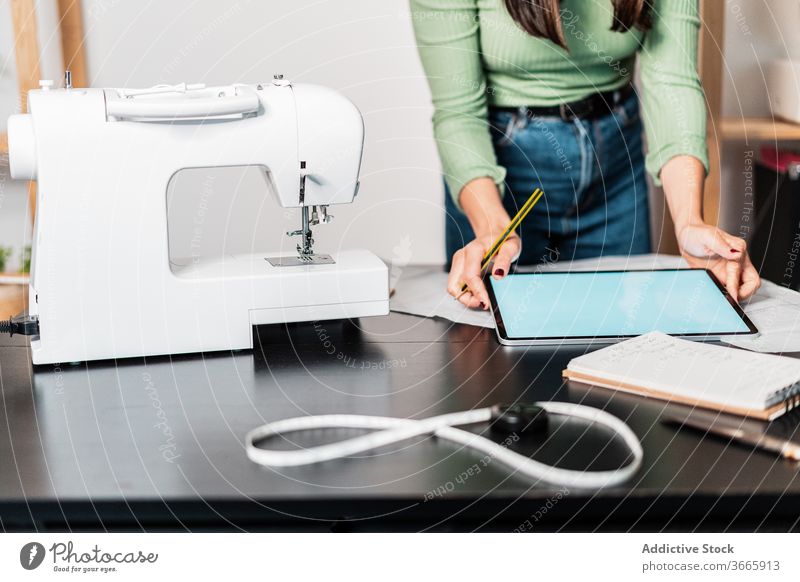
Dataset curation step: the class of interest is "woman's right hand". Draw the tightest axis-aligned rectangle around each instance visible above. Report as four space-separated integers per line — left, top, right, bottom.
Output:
447 231 521 310
448 177 520 310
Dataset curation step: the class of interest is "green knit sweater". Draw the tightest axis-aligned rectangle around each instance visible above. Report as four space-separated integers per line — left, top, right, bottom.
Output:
410 0 709 204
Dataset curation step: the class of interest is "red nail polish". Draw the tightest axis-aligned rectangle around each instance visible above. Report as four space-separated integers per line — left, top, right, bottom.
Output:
480 301 486 309
494 268 505 276
731 249 740 253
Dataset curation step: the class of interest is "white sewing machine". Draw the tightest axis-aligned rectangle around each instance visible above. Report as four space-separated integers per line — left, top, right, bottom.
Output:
6 74 389 364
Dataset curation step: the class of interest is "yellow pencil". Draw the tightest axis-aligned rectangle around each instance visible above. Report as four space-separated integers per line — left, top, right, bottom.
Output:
456 188 543 301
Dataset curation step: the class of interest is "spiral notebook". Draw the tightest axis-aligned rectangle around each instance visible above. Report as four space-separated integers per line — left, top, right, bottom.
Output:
563 332 800 420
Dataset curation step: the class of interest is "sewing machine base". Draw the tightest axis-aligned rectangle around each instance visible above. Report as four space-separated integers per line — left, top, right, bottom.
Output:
29 249 388 365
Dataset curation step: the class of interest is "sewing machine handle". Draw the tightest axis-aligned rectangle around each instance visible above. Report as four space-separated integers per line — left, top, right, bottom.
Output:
106 86 260 120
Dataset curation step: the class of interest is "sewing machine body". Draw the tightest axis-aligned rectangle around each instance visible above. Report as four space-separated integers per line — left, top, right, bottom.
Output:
7 79 388 364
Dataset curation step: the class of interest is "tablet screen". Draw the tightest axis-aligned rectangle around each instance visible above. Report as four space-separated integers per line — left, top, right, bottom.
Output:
488 269 755 340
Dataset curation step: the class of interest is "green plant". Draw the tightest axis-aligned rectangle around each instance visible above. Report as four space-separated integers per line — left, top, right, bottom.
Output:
19 245 31 274
0 246 13 273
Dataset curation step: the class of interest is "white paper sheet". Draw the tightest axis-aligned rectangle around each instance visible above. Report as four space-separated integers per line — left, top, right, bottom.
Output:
723 280 800 353
389 269 494 329
389 254 800 353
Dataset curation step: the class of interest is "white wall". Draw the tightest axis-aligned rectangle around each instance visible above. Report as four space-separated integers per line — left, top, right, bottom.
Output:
82 0 444 265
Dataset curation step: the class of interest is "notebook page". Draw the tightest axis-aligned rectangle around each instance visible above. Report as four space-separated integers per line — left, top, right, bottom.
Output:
567 332 800 409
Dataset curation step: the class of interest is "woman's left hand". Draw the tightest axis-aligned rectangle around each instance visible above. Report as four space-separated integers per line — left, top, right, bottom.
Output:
677 222 761 302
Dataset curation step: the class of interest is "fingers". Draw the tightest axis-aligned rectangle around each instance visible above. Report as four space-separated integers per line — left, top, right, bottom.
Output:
725 259 741 302
461 242 490 308
687 227 757 303
446 250 465 297
491 235 521 280
446 243 488 310
446 250 480 309
707 230 760 301
737 253 761 300
704 229 747 261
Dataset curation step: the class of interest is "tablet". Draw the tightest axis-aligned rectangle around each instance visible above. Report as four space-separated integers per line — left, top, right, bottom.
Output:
486 269 758 346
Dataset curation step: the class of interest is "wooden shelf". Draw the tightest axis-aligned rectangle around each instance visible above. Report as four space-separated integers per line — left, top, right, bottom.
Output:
0 272 30 285
0 285 27 319
720 117 800 142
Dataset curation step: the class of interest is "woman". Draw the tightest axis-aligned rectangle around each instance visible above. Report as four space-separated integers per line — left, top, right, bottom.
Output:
411 0 760 309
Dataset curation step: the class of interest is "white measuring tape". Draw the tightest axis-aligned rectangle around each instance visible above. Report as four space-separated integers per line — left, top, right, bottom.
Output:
245 402 643 489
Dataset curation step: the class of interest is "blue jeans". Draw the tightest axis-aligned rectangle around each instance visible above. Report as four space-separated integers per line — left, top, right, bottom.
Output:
445 91 651 268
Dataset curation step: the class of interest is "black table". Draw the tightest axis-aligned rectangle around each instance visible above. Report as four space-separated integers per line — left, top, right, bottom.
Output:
2 304 800 532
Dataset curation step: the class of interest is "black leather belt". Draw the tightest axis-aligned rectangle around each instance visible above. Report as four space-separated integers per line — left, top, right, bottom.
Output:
491 83 634 122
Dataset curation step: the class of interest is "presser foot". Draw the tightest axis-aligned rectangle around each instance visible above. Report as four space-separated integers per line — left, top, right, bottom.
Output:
278 204 335 266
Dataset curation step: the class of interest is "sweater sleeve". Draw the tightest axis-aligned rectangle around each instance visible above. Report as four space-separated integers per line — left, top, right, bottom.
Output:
638 0 709 185
410 0 506 209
